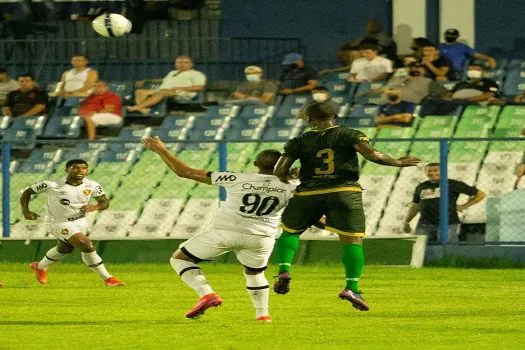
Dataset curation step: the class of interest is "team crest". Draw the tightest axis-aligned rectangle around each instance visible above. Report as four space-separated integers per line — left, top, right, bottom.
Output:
60 228 69 235
83 189 92 196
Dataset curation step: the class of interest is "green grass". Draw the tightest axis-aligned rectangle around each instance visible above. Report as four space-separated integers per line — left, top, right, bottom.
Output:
1 263 525 350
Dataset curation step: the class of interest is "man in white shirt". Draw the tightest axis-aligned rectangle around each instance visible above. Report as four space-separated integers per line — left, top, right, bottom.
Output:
143 136 307 322
57 55 99 98
127 56 206 114
20 159 124 287
348 44 393 82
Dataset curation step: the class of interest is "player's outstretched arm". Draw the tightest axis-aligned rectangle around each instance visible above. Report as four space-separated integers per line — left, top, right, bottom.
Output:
274 155 295 184
354 143 421 167
143 136 212 184
20 188 40 220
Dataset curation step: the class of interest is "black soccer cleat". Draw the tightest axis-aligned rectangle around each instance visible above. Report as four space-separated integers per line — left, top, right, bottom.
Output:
338 288 370 311
273 272 291 295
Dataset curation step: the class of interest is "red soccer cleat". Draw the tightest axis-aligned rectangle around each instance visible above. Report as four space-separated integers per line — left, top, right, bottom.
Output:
30 262 48 284
185 293 223 319
256 316 272 322
104 276 125 287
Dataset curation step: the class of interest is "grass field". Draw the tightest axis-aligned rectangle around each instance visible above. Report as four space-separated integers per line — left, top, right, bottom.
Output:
1 263 524 350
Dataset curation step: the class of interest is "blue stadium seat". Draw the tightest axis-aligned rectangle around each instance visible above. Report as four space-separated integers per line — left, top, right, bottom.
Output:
53 106 77 117
349 105 380 119
9 116 47 136
325 81 353 97
224 119 263 141
502 69 525 96
237 105 273 119
319 71 349 83
17 149 62 173
98 149 138 163
282 94 312 106
187 128 223 141
118 127 152 141
42 115 83 139
339 117 376 128
269 117 300 128
108 81 134 105
204 105 238 118
274 104 303 119
3 128 38 150
352 82 385 105
229 116 267 129
160 115 195 130
75 142 109 152
150 127 188 142
193 116 227 130
262 126 297 140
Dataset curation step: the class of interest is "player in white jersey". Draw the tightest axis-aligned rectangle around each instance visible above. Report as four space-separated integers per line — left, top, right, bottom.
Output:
143 136 308 321
20 159 124 287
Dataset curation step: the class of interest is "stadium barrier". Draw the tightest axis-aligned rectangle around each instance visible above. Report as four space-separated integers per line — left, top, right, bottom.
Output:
1 138 523 247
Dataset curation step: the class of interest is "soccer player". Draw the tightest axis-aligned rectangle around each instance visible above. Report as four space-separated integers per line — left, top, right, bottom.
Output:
20 159 124 287
143 136 300 321
272 102 421 311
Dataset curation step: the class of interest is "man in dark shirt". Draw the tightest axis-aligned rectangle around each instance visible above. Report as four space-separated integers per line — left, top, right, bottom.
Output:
272 101 420 311
421 44 455 81
279 53 318 95
3 74 48 117
376 92 415 127
450 64 500 103
403 163 486 243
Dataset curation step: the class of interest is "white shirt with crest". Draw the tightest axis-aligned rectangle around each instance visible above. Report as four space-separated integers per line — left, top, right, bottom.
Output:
210 172 297 238
29 178 105 223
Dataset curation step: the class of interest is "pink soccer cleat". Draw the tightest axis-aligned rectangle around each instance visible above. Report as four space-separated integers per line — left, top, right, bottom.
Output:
185 293 223 319
30 262 48 284
104 277 125 287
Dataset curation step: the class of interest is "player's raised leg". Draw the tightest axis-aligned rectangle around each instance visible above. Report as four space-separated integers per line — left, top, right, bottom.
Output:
68 232 124 286
170 247 222 319
30 240 74 284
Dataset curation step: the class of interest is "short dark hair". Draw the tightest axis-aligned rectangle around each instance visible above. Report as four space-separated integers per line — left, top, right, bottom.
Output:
254 149 282 170
423 43 438 49
66 159 88 169
313 86 329 92
18 73 34 80
425 163 440 168
0 67 6 74
360 43 379 51
303 101 338 121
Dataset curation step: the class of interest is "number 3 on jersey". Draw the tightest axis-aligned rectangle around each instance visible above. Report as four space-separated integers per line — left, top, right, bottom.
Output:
240 194 280 216
315 148 335 175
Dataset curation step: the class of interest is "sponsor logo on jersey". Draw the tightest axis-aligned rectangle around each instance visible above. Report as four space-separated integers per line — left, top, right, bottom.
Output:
215 174 237 182
358 136 369 142
83 189 92 196
421 188 440 200
35 183 47 191
60 228 69 235
59 199 71 205
242 183 287 193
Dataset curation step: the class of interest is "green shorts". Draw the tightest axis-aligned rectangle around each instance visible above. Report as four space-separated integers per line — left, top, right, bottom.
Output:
281 189 366 237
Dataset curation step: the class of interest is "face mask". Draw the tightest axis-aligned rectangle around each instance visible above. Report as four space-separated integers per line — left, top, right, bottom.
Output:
388 95 399 102
312 93 328 103
445 36 457 43
409 70 421 77
245 74 261 82
467 70 483 79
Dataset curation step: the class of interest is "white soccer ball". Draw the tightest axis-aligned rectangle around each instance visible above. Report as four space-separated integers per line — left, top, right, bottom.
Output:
92 13 132 38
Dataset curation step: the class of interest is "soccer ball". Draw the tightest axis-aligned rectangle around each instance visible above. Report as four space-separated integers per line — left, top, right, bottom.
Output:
92 13 132 38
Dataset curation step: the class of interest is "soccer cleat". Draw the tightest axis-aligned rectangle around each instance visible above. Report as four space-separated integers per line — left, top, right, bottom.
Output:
338 288 369 311
104 277 125 287
185 293 223 319
273 272 291 294
29 262 48 284
256 316 272 322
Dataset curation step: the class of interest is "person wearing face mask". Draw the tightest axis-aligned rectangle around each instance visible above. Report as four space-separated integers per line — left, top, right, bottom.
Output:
375 92 415 127
229 66 277 106
439 29 497 75
450 64 500 103
279 53 318 96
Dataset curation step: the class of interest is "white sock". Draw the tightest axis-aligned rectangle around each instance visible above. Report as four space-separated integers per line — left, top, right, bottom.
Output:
244 272 270 318
37 247 67 270
81 252 112 280
170 257 213 297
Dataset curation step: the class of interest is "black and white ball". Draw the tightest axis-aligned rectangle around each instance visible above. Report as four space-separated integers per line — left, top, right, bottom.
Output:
92 13 132 38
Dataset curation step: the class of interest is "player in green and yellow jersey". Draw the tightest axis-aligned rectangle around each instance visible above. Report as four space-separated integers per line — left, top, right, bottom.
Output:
273 102 421 311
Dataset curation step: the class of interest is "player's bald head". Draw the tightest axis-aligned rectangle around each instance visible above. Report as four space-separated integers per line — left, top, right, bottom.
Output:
254 149 282 171
302 102 338 122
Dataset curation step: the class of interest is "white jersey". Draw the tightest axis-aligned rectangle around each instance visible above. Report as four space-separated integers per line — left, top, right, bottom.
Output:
63 68 93 93
157 69 206 100
29 178 105 223
210 172 297 238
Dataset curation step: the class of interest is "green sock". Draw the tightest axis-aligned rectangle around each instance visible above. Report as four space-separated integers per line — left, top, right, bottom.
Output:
275 231 300 273
342 243 365 293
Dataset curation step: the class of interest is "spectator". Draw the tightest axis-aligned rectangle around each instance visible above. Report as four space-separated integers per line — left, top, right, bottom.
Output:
403 163 486 244
279 53 318 95
0 67 19 107
348 44 393 82
228 65 277 106
127 56 206 114
439 28 497 74
410 37 432 59
375 92 415 127
337 19 397 66
391 55 418 79
57 54 98 98
2 74 48 117
449 64 500 103
78 81 122 140
383 63 448 104
421 44 455 81
302 86 340 120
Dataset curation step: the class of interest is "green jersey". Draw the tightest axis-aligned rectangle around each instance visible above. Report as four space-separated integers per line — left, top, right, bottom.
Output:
283 125 369 193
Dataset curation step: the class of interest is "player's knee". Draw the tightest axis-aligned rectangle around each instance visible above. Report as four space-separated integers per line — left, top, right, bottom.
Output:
244 265 267 275
57 245 74 255
339 235 362 244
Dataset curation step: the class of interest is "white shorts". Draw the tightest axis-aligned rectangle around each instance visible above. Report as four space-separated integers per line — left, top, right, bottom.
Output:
179 229 275 269
90 113 122 126
46 218 88 243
